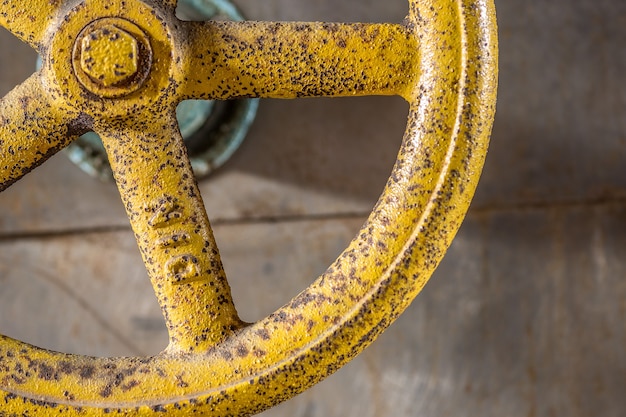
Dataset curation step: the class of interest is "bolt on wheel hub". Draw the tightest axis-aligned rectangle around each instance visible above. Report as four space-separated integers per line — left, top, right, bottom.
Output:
72 18 152 98
55 0 259 181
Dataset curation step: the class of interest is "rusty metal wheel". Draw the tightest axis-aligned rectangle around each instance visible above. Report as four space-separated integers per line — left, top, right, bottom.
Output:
0 0 497 415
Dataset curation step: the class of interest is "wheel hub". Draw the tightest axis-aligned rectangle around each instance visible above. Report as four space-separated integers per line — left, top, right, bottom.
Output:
44 0 178 119
45 0 260 181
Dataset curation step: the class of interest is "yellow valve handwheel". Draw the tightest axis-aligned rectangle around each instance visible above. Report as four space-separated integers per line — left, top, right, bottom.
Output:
0 0 497 415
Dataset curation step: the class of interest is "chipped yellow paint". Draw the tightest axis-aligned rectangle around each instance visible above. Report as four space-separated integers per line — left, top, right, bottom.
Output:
0 0 497 415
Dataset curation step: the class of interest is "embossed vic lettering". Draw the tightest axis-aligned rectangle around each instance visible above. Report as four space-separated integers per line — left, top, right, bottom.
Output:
148 197 206 284
148 197 183 228
157 232 192 249
166 254 201 284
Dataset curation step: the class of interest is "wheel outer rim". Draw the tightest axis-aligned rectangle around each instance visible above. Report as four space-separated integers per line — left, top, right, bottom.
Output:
0 0 498 415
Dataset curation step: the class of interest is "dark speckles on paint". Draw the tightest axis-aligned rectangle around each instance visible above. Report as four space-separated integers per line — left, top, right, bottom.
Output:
37 363 59 381
121 380 140 391
221 350 233 361
253 348 267 358
176 374 189 388
236 344 249 357
272 311 288 323
100 385 113 398
256 328 271 341
289 292 331 309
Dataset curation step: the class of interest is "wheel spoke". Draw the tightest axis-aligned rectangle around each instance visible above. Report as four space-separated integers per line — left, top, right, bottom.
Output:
96 112 242 353
0 73 79 192
179 20 420 100
0 0 65 51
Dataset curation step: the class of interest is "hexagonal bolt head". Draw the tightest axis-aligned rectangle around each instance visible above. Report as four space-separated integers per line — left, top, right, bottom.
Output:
80 25 139 87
